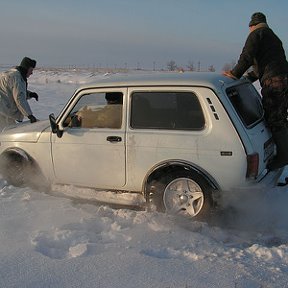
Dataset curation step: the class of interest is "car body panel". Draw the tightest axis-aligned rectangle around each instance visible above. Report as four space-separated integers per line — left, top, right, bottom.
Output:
125 86 246 191
51 129 126 187
1 120 50 142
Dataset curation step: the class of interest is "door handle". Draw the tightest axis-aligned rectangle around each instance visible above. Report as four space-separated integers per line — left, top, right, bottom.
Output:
106 136 122 142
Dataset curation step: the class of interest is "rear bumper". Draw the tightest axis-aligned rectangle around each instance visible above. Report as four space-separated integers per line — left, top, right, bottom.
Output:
255 167 284 188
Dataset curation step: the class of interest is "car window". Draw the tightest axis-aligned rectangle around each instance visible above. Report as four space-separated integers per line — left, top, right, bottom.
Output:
226 84 263 128
130 91 205 130
64 92 123 129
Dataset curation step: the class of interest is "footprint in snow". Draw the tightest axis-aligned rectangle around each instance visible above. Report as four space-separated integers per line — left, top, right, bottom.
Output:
31 218 131 259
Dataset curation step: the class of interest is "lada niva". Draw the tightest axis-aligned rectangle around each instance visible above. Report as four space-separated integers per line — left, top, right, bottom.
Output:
0 72 282 220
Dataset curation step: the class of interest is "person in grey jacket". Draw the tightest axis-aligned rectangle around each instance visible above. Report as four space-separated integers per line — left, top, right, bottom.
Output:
223 12 288 170
0 57 39 129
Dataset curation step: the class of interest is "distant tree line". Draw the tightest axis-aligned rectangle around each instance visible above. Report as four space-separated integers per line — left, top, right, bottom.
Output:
166 60 216 72
165 59 239 73
34 59 237 73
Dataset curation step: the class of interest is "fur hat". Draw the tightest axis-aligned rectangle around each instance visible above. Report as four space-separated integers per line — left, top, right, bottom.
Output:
20 57 37 70
249 12 267 27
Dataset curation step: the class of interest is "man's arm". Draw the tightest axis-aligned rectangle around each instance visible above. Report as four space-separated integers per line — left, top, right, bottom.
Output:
12 76 33 117
231 32 260 79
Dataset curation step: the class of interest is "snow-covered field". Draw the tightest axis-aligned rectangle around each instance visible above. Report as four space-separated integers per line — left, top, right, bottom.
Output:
0 68 288 288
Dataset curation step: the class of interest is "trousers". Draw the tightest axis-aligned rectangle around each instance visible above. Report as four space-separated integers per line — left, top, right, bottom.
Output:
261 74 288 133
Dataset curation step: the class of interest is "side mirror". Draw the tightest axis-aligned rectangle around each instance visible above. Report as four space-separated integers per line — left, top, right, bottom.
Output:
49 113 57 133
49 113 63 138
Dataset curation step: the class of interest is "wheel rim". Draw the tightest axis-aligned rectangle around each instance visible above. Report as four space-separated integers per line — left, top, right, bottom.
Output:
163 177 204 217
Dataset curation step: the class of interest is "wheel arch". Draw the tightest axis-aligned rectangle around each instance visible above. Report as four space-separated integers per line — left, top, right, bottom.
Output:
143 160 220 200
0 147 33 163
0 147 50 189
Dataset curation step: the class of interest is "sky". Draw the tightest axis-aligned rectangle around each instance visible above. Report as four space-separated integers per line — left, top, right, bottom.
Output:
1 0 288 71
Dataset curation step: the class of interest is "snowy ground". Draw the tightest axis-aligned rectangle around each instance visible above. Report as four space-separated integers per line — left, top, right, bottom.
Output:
0 68 288 288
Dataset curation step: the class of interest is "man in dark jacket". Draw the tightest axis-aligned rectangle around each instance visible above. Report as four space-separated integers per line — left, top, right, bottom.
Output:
223 12 288 170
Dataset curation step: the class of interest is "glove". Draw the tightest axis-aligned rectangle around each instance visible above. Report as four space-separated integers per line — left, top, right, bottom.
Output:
29 92 39 101
28 115 37 123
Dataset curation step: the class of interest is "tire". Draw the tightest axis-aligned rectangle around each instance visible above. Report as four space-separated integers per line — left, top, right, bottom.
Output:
0 153 50 191
1 154 28 187
148 170 214 220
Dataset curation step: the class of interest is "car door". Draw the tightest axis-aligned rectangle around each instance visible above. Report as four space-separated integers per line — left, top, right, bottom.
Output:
51 89 126 188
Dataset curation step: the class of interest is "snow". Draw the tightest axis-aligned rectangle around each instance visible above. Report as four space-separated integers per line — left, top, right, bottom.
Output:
0 68 288 288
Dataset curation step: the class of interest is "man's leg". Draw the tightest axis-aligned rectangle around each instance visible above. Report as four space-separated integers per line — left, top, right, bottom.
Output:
262 84 288 170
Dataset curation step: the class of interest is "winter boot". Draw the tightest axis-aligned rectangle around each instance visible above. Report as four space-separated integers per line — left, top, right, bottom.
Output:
267 128 288 170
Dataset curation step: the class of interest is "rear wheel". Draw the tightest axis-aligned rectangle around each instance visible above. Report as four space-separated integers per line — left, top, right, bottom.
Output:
148 170 214 220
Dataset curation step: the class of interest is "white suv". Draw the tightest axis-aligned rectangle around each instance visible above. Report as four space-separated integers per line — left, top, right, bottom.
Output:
0 72 282 219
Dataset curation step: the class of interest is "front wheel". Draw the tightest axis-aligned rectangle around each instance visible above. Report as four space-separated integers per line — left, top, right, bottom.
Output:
148 170 214 220
0 153 50 191
1 154 27 187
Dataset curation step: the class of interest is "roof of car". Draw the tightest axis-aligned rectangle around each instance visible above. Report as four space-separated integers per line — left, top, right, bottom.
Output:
76 72 241 92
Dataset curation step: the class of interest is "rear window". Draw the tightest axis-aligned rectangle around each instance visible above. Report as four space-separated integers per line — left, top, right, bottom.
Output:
130 91 205 130
226 84 263 127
